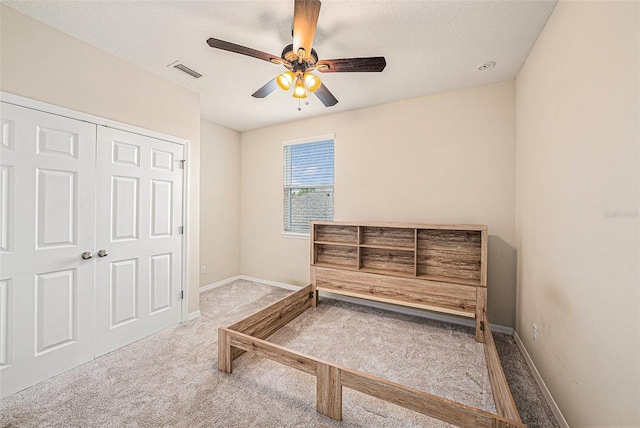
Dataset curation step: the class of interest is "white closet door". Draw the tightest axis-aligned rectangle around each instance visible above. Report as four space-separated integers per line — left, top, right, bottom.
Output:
94 127 183 356
0 103 96 397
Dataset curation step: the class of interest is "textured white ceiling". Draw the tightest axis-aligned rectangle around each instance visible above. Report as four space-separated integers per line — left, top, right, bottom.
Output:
4 1 556 132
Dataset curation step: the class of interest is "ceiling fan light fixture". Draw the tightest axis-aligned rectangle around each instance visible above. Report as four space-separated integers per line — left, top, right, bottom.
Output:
293 77 307 98
276 71 295 90
304 72 321 92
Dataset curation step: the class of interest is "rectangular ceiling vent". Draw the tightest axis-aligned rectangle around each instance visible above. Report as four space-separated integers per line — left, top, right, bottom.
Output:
169 61 203 79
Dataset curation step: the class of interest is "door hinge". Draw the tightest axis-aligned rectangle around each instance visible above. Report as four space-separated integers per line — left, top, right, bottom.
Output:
178 226 184 234
179 160 186 169
180 290 184 300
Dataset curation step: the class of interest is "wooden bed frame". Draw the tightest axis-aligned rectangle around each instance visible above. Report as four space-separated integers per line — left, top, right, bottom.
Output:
218 221 525 428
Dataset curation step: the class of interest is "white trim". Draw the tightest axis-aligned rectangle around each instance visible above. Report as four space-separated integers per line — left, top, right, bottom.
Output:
187 310 201 321
513 331 569 428
489 322 513 336
239 275 301 291
282 133 335 147
199 275 243 293
281 232 310 240
1 92 192 324
236 276 513 335
180 141 190 322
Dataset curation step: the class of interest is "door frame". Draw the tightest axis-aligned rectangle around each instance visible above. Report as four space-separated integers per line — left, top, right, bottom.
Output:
0 91 191 322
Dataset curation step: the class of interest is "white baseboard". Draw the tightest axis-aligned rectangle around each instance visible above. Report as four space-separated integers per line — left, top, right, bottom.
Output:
320 289 513 335
238 275 301 291
488 323 513 336
513 330 569 428
187 310 201 321
234 276 513 335
199 275 243 293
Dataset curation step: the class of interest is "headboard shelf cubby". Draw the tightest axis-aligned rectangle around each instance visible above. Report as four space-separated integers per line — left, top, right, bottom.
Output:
312 221 487 294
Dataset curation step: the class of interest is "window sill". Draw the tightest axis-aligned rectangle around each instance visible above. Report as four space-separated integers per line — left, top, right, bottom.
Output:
281 232 310 240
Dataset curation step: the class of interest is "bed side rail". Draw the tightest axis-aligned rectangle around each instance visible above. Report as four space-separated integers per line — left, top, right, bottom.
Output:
220 284 313 363
482 313 522 423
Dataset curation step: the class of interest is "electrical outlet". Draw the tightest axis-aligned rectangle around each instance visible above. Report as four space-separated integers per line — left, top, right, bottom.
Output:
533 324 538 343
200 265 206 274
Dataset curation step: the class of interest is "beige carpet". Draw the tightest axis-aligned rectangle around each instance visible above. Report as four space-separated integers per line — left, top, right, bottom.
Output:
0 280 558 427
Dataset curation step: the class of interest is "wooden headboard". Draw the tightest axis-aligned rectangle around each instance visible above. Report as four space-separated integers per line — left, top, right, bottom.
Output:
310 221 488 341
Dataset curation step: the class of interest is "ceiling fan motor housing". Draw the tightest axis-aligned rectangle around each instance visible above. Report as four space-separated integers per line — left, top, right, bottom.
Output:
281 43 318 75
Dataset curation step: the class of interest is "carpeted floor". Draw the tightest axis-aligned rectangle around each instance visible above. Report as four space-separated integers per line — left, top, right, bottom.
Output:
0 280 558 427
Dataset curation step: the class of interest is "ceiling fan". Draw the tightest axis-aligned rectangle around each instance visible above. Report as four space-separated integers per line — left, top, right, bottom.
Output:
206 0 386 108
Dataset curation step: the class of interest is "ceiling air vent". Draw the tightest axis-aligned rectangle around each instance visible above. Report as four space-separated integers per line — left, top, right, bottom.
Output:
168 61 203 79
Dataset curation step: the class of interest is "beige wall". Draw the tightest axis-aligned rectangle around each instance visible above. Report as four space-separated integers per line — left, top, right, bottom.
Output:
515 1 639 426
0 6 202 313
200 119 241 286
241 81 517 327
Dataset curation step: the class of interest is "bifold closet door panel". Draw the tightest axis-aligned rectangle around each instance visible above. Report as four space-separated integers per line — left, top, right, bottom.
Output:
0 103 96 398
94 126 184 357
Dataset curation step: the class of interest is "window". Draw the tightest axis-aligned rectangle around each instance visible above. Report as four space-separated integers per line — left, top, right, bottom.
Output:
283 136 334 235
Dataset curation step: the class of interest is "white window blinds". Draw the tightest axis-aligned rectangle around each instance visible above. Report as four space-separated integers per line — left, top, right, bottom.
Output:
283 138 334 234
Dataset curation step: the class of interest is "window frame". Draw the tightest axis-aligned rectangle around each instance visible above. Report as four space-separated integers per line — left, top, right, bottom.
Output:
282 133 335 238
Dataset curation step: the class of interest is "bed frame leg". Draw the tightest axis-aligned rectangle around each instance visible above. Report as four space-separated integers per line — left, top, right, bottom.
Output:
218 327 232 373
311 271 318 308
317 364 342 420
475 287 487 343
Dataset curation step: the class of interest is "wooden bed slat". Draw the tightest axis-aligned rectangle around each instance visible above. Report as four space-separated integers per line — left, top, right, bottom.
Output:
225 329 318 376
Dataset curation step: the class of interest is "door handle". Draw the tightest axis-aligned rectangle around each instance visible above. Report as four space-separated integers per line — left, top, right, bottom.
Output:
97 249 109 258
81 251 93 260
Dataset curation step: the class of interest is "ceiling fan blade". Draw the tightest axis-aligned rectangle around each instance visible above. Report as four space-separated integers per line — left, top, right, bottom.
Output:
206 38 288 66
252 78 279 98
316 57 387 73
314 83 338 107
293 0 321 60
